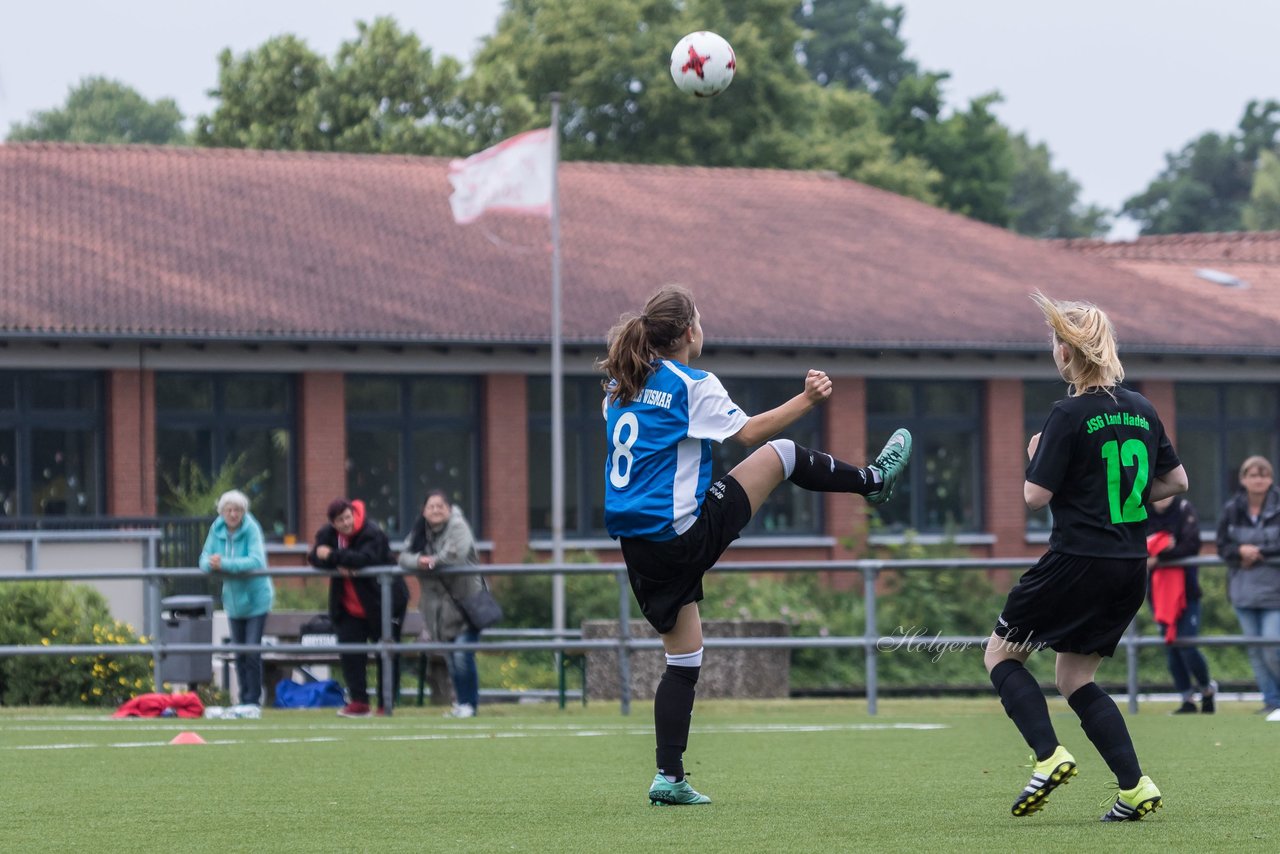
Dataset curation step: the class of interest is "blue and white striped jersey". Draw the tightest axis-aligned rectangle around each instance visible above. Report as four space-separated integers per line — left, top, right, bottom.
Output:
604 360 750 540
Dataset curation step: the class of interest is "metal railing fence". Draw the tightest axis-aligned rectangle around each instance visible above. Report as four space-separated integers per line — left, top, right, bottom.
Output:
0 554 1272 716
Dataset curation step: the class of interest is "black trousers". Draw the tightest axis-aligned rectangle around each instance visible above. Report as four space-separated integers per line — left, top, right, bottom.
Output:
334 609 403 708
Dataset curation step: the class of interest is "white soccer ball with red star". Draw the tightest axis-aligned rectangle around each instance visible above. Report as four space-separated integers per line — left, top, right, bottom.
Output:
670 31 736 98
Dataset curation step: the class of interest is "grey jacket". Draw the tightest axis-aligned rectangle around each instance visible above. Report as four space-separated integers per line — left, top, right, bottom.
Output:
1215 486 1280 609
399 508 483 642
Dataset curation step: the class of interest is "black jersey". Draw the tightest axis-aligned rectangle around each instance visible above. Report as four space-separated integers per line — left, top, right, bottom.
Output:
1027 386 1180 558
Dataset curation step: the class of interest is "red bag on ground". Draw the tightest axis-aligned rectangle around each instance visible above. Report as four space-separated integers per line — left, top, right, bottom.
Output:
112 692 205 718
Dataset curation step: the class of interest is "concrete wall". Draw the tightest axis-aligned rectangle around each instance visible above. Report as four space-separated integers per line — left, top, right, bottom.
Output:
582 619 790 700
0 539 151 631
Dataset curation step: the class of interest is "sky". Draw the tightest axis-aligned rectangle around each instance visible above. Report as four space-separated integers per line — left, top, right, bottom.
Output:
3 0 1278 237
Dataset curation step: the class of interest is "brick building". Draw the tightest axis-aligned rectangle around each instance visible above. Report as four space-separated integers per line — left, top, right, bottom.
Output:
4 143 1280 566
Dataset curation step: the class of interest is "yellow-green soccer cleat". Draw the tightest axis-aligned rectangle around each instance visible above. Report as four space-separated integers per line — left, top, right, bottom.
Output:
867 428 912 505
1101 775 1162 822
648 773 711 806
1011 745 1078 816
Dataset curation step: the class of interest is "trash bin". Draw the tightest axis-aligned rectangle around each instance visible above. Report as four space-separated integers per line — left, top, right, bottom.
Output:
158 595 214 686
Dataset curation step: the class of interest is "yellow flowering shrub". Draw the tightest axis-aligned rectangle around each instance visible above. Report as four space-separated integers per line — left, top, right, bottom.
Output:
0 581 152 707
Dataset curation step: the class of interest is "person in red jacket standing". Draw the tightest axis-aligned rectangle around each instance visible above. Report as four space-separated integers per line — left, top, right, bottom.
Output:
1146 494 1216 713
308 497 408 717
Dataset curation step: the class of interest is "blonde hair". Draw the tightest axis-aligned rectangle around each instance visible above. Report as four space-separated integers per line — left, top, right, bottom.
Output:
1239 455 1273 480
598 284 698 405
216 489 250 513
1030 291 1123 396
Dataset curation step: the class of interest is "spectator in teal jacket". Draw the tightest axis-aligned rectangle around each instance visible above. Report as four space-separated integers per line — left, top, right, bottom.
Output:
199 489 273 707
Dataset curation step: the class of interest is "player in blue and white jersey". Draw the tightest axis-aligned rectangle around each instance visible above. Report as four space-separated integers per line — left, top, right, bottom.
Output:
599 284 912 806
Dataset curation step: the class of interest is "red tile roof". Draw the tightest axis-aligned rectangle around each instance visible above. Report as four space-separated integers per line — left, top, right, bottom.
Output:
1059 233 1280 345
4 142 1279 355
1060 231 1280 263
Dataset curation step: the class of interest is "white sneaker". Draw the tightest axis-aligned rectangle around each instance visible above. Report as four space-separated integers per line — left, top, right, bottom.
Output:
444 703 475 719
231 704 262 719
1266 708 1280 722
203 706 225 720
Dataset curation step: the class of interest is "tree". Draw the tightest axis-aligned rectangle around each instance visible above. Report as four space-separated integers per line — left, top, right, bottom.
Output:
195 18 528 156
312 18 485 155
1123 131 1252 235
6 77 186 144
475 0 934 198
195 35 327 149
881 74 1014 225
1122 99 1280 234
1006 133 1109 238
794 0 918 102
1243 148 1280 231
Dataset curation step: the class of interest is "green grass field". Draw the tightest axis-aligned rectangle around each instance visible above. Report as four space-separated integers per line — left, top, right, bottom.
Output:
2 697 1275 853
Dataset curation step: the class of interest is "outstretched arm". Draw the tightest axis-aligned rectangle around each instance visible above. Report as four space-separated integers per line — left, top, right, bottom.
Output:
729 370 831 447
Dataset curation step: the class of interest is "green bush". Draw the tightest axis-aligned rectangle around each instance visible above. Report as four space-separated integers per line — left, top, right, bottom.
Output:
497 550 638 629
0 581 152 706
272 578 330 612
481 551 634 691
486 536 1258 695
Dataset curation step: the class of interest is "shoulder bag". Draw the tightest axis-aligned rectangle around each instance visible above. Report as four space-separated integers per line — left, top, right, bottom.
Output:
446 574 504 631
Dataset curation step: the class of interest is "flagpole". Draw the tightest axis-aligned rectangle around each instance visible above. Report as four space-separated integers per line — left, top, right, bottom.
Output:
549 93 566 645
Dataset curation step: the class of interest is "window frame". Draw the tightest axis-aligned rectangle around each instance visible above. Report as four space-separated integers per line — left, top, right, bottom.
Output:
866 379 984 534
527 375 609 539
345 374 483 541
154 372 297 536
0 371 104 517
1175 382 1280 529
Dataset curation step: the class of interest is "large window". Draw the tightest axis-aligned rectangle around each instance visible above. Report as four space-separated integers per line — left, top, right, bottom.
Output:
346 376 481 541
156 374 295 537
867 380 982 533
528 377 609 538
1176 383 1280 528
1024 380 1069 533
712 377 823 536
0 372 103 516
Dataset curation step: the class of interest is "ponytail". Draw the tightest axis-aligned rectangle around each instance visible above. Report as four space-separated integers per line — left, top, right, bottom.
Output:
598 285 698 405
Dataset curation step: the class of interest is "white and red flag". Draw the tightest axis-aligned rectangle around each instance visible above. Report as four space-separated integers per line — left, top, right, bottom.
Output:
448 128 554 225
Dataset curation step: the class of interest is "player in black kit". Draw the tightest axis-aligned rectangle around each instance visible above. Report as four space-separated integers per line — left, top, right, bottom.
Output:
983 293 1188 822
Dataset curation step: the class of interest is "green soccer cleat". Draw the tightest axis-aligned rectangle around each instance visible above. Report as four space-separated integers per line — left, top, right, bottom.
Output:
1100 775 1162 822
1011 744 1077 817
867 428 912 505
648 773 711 806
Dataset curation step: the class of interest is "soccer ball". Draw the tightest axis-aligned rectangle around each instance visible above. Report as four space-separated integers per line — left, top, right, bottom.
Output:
670 31 736 98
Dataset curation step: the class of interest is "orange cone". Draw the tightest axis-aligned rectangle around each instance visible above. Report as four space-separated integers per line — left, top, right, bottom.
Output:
169 731 206 745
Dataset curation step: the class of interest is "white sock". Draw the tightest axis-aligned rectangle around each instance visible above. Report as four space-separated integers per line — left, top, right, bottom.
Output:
767 439 796 478
666 647 704 668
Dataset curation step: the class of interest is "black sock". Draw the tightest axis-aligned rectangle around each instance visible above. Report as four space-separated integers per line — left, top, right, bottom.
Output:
990 659 1058 761
787 443 879 495
1067 682 1141 789
654 664 699 781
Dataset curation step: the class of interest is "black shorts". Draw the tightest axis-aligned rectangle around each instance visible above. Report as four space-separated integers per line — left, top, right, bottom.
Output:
993 551 1147 657
619 475 753 634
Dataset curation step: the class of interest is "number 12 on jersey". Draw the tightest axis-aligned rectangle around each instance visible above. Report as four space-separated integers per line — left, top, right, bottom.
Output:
1101 438 1149 524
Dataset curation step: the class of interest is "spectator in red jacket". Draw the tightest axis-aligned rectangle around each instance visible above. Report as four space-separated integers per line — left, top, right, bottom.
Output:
1146 494 1216 713
308 497 408 717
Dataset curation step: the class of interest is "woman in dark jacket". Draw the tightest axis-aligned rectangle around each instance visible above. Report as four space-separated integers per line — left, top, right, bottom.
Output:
1215 456 1280 715
308 497 409 717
